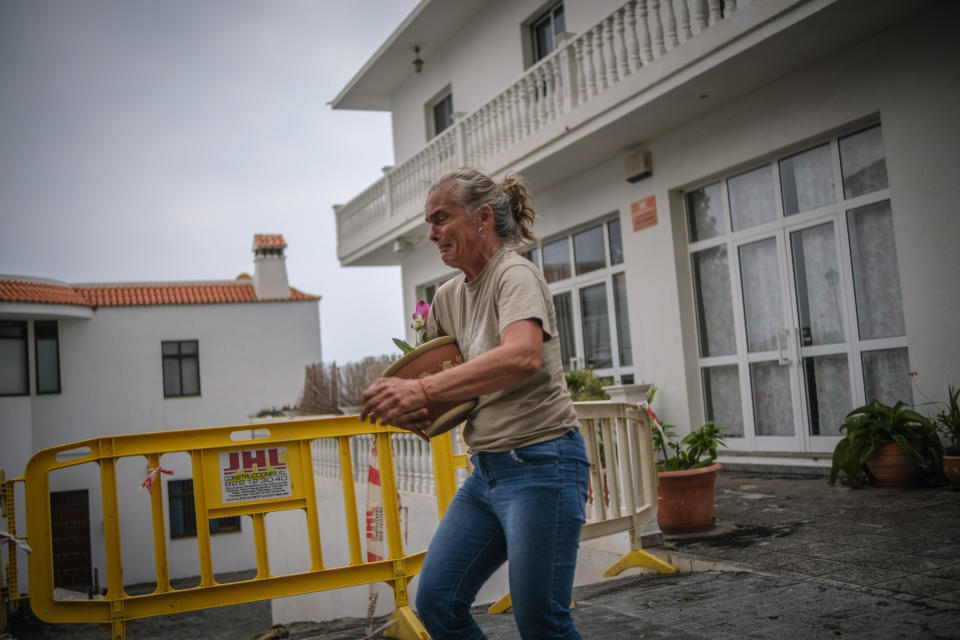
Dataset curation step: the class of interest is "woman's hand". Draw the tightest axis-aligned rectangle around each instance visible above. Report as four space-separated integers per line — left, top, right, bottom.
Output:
360 377 432 439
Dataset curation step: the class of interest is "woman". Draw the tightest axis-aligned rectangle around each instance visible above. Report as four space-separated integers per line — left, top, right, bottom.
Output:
361 168 588 639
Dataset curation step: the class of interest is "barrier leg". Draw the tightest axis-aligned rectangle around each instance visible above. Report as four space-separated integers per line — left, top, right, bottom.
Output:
487 591 512 614
603 549 676 576
385 604 429 639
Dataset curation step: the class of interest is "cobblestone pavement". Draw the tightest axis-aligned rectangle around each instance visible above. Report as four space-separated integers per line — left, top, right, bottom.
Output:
6 472 960 639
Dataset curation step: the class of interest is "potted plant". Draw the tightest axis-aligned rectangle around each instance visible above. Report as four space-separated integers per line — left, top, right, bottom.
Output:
385 301 477 438
829 400 945 488
933 385 960 485
647 386 727 534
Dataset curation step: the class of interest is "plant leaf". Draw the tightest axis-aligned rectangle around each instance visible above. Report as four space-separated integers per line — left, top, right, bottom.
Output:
392 338 414 354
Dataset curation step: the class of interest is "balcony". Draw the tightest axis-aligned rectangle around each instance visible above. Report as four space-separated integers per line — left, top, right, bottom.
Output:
334 0 930 266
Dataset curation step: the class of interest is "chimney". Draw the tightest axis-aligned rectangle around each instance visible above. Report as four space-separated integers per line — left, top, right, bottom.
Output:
252 234 291 299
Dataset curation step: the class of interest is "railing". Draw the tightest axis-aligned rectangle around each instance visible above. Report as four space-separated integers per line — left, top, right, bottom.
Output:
336 0 749 260
2 402 668 636
4 417 464 639
318 403 673 582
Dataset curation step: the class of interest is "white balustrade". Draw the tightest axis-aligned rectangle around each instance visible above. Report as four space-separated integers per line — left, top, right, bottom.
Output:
336 0 740 261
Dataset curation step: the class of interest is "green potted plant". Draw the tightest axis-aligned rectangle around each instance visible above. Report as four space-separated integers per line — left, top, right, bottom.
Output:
385 301 477 437
829 400 945 488
647 386 727 534
933 385 960 485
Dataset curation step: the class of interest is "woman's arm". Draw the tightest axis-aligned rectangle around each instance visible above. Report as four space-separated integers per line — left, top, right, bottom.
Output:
360 319 543 429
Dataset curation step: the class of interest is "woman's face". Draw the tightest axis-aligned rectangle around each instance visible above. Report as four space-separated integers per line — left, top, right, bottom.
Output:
425 181 483 274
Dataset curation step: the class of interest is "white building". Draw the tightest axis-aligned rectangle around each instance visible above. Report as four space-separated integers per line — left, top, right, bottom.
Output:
0 234 322 592
331 0 960 469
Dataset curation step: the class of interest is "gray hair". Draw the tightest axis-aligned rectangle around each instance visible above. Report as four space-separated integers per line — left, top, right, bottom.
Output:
429 167 536 245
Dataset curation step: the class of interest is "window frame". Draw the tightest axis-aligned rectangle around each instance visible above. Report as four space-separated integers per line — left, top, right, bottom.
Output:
427 88 454 140
162 339 201 398
0 320 29 397
522 214 634 384
35 320 62 394
530 1 566 65
167 478 240 539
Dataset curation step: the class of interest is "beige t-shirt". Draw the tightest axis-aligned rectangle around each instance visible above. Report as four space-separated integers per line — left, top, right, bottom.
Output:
426 247 579 452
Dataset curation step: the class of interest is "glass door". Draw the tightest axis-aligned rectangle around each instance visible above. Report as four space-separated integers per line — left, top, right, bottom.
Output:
734 232 805 451
686 124 910 454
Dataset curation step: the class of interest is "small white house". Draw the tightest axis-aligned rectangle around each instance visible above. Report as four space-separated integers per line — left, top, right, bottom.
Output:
331 0 960 469
0 234 322 592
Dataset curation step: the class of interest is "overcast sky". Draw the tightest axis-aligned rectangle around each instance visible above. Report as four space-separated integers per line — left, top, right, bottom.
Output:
0 0 421 364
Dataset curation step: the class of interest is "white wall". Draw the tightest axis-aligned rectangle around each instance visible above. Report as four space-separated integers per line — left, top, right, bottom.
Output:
393 2 960 435
1 298 323 589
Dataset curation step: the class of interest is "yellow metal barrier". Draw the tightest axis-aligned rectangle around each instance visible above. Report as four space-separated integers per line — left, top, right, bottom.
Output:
2 468 28 633
487 402 675 615
8 415 462 639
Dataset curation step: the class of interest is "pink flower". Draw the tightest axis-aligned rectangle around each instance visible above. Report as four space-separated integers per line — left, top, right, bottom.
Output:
415 300 430 319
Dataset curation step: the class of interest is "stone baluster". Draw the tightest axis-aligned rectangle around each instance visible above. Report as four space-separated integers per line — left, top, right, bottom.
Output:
501 88 514 145
575 38 588 104
615 9 629 78
418 438 430 493
537 67 549 126
556 32 576 110
499 93 511 149
708 0 721 26
663 0 679 50
545 60 558 121
605 16 619 86
638 0 653 65
625 1 641 72
726 0 738 14
461 116 473 165
423 439 434 495
691 0 707 34
512 80 524 140
677 0 692 42
650 0 665 59
552 57 564 116
490 96 501 154
584 31 598 97
399 435 411 491
486 103 497 157
593 25 608 91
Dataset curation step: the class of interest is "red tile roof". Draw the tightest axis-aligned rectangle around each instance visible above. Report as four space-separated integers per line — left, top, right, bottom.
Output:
254 234 287 250
0 279 319 308
0 280 90 306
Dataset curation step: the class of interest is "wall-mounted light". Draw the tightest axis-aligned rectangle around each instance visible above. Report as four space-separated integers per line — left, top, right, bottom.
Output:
413 46 423 74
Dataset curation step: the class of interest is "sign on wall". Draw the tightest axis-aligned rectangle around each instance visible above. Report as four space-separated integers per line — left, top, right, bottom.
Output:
631 195 657 231
220 447 292 504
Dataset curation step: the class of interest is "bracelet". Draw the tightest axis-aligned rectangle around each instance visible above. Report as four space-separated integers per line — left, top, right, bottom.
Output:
417 378 432 404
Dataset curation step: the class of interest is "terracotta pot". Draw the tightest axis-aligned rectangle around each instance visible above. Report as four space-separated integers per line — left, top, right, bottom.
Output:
383 336 477 437
657 463 721 534
867 441 918 488
943 456 960 486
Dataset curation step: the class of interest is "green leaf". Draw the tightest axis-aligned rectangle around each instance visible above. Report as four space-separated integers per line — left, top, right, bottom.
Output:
392 338 414 354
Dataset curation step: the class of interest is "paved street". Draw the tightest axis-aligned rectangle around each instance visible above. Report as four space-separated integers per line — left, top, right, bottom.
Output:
6 471 960 639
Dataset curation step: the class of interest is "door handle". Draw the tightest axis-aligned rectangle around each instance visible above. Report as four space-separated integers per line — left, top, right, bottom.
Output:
777 328 790 365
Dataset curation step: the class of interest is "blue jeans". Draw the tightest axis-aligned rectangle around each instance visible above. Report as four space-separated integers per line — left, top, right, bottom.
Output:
416 429 589 639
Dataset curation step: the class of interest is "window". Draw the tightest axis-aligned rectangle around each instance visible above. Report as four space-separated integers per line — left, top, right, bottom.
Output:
35 320 61 394
531 2 565 63
162 340 200 397
523 216 633 383
430 91 454 139
168 479 240 538
0 320 29 396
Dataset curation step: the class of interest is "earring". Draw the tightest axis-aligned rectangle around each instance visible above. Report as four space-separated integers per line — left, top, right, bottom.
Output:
478 226 485 239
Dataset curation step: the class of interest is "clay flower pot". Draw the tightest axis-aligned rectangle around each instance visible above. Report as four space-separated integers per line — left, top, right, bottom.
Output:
943 456 960 486
657 463 721 534
382 336 477 437
867 441 918 488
